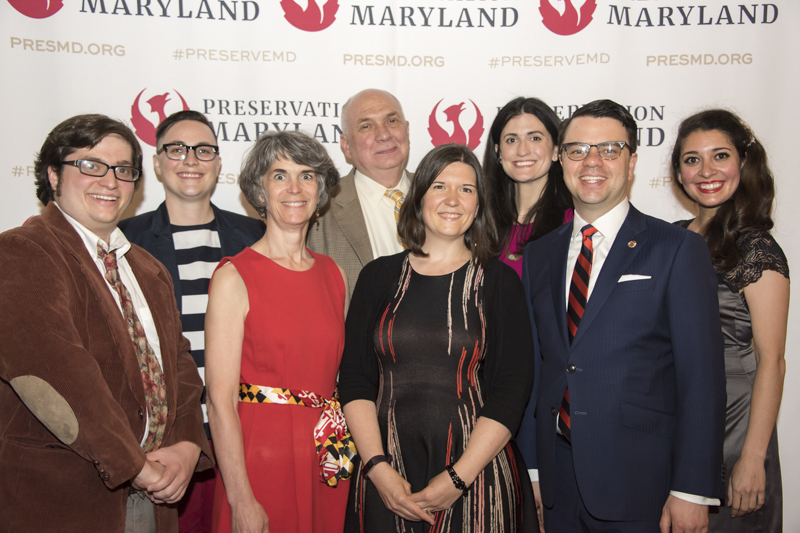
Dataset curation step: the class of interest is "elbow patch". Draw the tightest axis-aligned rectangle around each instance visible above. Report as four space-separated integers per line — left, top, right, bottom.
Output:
10 375 79 445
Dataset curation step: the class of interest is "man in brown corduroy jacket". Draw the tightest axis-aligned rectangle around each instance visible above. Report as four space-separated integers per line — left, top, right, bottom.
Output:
0 114 212 532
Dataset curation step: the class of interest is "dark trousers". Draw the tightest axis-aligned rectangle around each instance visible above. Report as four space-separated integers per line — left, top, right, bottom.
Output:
543 436 660 533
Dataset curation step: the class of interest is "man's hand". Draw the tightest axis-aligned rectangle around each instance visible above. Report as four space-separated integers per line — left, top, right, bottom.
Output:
660 495 708 533
532 481 545 533
145 441 201 504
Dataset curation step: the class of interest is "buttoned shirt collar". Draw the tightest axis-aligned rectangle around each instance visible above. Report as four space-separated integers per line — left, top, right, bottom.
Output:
570 198 630 249
54 202 131 258
353 169 410 206
566 198 630 304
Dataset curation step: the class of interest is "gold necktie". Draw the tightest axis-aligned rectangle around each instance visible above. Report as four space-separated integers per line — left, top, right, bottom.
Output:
385 189 405 222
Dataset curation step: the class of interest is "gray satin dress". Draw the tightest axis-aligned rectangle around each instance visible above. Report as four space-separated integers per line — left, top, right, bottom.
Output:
678 223 788 532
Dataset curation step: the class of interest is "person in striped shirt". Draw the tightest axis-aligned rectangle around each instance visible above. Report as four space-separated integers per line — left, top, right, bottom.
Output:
119 110 264 533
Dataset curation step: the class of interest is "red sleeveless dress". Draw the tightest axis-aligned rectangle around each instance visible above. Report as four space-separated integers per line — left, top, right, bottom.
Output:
211 248 349 533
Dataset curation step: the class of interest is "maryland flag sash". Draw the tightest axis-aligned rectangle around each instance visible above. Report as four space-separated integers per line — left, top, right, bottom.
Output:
239 384 357 487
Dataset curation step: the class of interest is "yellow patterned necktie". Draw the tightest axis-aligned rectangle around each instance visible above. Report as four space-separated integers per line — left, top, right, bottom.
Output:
385 188 405 222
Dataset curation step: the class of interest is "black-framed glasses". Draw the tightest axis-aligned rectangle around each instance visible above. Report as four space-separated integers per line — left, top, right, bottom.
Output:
158 143 219 161
561 141 628 161
61 160 141 182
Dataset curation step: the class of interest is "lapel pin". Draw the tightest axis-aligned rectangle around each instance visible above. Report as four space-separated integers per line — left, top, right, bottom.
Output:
628 240 637 248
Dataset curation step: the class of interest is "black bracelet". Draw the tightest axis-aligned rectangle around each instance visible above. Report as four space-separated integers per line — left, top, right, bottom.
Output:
362 454 392 478
445 465 469 497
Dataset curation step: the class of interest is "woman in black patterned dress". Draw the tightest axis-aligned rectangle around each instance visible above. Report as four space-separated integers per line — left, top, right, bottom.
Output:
672 110 789 532
339 144 537 533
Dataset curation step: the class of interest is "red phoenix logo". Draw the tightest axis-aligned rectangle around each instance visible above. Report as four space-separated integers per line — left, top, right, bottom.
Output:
280 0 338 31
540 0 596 36
130 89 190 147
428 100 484 151
8 0 63 18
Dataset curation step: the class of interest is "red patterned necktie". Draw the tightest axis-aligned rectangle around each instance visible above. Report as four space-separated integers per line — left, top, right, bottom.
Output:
97 243 168 452
560 224 598 441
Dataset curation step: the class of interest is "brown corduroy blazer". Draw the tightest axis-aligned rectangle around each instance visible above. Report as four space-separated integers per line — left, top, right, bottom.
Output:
0 203 212 532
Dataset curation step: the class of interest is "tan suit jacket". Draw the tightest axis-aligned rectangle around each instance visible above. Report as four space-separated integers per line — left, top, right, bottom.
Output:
307 169 373 295
0 203 212 532
307 169 411 296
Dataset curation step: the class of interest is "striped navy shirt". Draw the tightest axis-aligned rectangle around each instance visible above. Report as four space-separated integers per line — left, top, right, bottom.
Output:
172 220 222 438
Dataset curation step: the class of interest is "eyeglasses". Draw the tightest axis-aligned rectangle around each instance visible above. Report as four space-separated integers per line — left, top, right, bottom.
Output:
61 160 141 182
158 143 219 161
561 141 629 161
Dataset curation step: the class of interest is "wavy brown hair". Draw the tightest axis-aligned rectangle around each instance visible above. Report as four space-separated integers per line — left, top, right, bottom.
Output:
34 114 143 205
671 109 775 273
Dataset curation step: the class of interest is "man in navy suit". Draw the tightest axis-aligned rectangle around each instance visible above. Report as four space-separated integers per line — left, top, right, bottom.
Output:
518 100 725 533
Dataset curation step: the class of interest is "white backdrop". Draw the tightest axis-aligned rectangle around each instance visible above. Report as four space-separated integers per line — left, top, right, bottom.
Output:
2 0 798 527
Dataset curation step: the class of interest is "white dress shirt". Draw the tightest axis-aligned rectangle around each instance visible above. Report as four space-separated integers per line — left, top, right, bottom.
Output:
564 199 629 306
528 198 719 506
353 170 410 259
56 203 162 446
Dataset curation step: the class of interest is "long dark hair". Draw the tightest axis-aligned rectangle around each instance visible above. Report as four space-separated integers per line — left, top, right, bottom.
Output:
483 97 572 256
671 109 775 273
399 143 497 265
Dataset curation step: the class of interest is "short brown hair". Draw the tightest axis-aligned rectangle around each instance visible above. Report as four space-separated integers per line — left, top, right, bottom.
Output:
34 114 143 205
398 143 497 265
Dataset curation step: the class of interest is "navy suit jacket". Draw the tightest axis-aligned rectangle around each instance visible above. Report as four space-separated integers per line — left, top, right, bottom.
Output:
517 204 726 521
118 202 264 312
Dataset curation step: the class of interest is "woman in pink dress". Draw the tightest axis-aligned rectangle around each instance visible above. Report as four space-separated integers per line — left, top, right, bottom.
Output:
482 97 573 277
206 131 351 533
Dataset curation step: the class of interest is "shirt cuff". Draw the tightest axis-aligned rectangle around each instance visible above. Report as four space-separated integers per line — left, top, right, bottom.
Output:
670 490 721 507
528 469 539 482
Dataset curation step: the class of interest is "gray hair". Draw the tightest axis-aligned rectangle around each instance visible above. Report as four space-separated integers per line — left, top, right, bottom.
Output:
239 130 339 216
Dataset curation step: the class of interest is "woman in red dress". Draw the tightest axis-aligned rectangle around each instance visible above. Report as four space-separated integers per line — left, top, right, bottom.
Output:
206 131 351 533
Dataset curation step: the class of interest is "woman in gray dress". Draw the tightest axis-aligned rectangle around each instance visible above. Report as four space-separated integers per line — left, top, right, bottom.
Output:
671 109 788 532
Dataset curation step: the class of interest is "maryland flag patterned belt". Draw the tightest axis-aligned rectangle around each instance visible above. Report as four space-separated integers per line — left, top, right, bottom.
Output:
239 383 357 487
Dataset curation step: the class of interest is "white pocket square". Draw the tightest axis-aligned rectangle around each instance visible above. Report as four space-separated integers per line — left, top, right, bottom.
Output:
618 274 652 283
